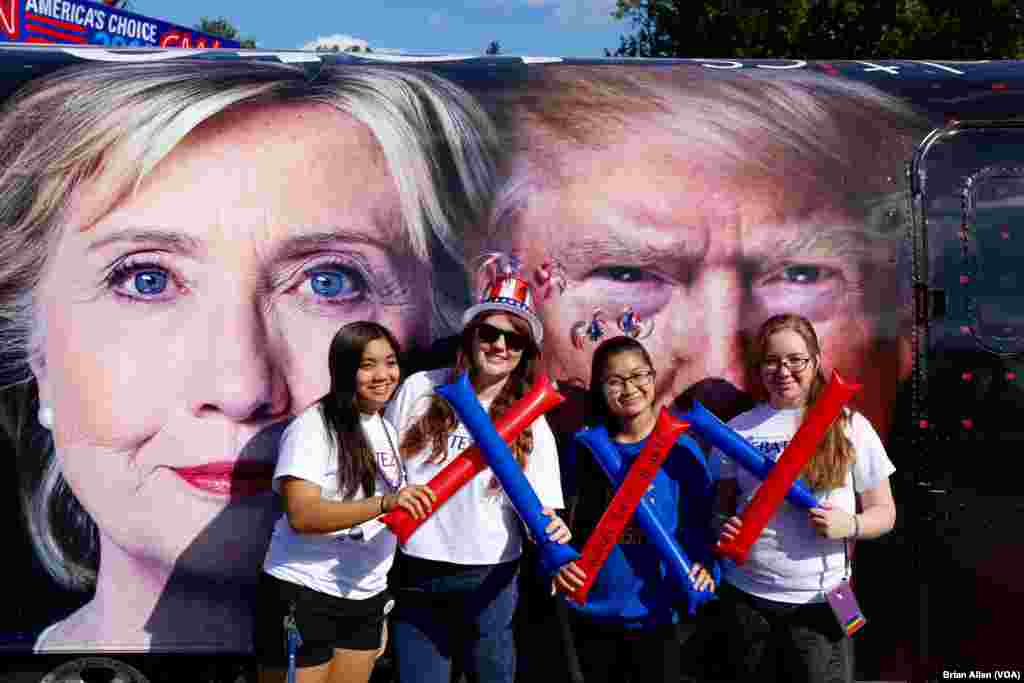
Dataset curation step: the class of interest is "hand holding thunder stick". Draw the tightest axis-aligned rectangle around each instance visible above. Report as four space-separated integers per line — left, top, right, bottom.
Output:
565 409 688 604
716 370 861 564
380 373 565 543
437 372 580 575
682 400 820 510
559 425 717 614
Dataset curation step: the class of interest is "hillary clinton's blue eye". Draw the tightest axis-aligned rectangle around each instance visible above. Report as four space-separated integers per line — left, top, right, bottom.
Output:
305 262 365 302
311 271 348 297
133 271 168 295
105 257 176 301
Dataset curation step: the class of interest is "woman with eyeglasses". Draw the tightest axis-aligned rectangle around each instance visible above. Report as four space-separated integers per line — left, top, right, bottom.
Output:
383 265 570 683
552 335 717 683
711 313 896 683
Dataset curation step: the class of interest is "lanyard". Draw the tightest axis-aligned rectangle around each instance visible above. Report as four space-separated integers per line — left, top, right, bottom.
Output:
377 414 404 492
822 485 853 581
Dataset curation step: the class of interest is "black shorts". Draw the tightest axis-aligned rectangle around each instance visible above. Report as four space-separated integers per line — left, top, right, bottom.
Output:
255 572 394 668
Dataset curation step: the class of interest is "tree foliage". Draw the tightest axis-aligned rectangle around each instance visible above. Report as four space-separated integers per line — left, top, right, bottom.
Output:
608 0 1024 58
195 16 257 49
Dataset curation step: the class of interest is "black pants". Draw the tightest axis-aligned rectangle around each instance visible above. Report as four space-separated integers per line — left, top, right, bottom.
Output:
568 613 690 683
714 582 853 683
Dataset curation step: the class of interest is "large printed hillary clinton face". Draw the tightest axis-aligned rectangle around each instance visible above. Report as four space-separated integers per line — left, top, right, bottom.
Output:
30 102 432 584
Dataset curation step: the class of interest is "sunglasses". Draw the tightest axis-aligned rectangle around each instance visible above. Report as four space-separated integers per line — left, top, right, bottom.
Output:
476 323 531 352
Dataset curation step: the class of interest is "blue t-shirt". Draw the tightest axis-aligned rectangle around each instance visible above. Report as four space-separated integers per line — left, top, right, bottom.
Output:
562 432 718 629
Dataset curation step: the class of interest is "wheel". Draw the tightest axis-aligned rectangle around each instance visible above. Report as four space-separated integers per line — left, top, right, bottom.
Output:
39 657 150 683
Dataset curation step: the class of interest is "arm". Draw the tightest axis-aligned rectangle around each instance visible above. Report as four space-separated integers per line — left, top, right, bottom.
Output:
714 478 739 533
853 479 896 539
527 415 572 544
674 441 721 591
281 477 434 535
809 412 896 540
808 478 895 540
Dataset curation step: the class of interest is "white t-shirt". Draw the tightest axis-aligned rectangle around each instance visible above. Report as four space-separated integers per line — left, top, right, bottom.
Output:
263 403 405 600
385 368 565 565
712 404 895 604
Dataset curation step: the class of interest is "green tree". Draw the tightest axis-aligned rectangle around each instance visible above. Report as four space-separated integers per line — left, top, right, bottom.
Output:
486 40 501 55
608 0 1024 59
195 16 257 49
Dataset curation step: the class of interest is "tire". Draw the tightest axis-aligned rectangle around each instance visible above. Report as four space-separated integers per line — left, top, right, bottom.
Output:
38 657 150 683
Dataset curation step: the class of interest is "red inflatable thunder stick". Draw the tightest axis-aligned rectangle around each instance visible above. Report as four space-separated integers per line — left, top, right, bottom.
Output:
381 374 565 543
569 409 689 605
715 370 861 565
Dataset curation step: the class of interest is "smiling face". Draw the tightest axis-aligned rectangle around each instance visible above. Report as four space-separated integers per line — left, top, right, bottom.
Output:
599 350 656 422
469 312 533 384
355 337 401 414
506 131 904 436
30 103 432 580
760 328 818 409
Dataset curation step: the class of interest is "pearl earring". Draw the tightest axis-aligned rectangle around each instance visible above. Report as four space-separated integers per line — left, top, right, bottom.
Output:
37 405 54 430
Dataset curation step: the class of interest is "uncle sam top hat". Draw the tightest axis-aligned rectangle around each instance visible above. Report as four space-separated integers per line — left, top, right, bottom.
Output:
462 252 544 345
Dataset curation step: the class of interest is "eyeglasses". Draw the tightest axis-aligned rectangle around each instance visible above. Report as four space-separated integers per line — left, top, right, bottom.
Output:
602 368 655 393
761 355 812 373
476 323 531 352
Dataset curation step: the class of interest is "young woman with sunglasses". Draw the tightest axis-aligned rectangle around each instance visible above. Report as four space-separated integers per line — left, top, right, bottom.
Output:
712 314 896 683
256 321 436 683
553 335 718 683
384 270 571 683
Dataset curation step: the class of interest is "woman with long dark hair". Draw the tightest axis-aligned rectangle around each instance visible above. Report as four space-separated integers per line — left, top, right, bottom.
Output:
257 321 435 683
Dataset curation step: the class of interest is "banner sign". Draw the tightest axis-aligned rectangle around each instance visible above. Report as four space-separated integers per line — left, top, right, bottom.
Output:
0 0 240 48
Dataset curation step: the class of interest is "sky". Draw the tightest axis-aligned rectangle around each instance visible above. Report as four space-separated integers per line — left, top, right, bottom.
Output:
141 0 630 57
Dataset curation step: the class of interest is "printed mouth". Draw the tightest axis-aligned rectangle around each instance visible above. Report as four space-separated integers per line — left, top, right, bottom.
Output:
171 462 275 497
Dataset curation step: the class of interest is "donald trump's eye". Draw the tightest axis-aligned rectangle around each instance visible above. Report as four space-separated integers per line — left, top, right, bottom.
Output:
591 266 661 283
780 264 827 285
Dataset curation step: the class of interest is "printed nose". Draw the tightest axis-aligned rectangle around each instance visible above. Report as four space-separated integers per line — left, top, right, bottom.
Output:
664 271 749 398
191 300 290 423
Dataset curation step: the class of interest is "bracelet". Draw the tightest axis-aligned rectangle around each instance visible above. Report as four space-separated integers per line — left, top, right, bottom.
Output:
850 513 860 540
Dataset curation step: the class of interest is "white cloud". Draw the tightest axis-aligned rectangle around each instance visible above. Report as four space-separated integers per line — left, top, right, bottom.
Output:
300 33 371 51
